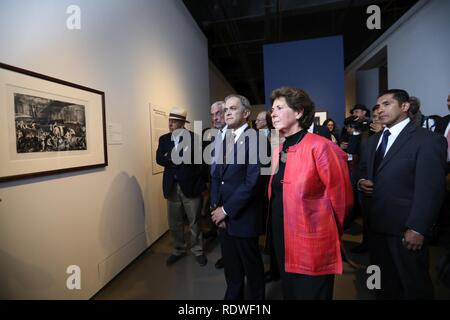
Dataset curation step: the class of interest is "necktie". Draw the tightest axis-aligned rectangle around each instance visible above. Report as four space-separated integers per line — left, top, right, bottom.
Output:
446 129 450 161
223 131 236 165
374 129 391 173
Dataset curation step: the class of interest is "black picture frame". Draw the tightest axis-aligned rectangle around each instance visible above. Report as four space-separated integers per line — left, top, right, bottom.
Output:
314 111 328 127
0 62 108 182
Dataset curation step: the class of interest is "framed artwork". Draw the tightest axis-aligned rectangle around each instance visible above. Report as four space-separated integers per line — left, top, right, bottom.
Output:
314 111 328 127
0 62 108 182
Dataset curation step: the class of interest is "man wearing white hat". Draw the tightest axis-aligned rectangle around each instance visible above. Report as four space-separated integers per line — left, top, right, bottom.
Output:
156 107 208 266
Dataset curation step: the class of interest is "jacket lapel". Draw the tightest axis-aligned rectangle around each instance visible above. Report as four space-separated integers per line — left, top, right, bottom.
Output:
375 121 415 175
367 132 382 180
210 133 221 176
221 127 249 177
220 132 232 176
167 134 175 150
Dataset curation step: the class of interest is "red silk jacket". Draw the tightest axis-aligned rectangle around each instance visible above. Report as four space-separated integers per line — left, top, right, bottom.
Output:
268 133 353 275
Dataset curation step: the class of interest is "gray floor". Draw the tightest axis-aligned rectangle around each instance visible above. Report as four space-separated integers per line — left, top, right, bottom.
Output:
93 221 450 300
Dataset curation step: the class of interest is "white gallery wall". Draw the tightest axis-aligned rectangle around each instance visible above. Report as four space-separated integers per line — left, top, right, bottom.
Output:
346 0 450 117
0 0 212 299
209 62 236 104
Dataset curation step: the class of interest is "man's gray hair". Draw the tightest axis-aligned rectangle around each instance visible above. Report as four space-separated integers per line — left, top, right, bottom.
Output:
224 94 251 111
211 101 225 111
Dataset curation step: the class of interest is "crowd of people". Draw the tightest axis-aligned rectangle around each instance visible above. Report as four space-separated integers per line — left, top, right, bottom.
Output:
156 88 450 300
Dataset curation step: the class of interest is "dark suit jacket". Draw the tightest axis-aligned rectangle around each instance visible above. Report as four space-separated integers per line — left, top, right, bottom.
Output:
435 114 450 135
359 121 447 236
210 127 262 238
156 130 206 199
313 124 332 140
435 115 450 174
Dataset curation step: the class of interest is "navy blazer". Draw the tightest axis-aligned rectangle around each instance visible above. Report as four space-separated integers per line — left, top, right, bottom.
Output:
435 114 450 135
210 127 263 238
360 121 447 236
313 124 332 140
156 130 206 199
435 115 450 174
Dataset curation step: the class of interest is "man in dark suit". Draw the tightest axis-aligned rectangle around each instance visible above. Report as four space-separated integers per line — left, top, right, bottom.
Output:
204 101 227 270
435 94 450 174
351 104 371 121
210 94 265 300
433 94 450 243
156 107 207 267
255 111 280 283
309 121 331 140
339 104 371 145
358 89 447 299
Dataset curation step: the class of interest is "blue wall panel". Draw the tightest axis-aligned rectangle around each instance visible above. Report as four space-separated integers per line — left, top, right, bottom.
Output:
263 36 345 127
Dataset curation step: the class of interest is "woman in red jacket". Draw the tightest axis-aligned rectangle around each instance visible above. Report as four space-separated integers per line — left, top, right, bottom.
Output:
268 87 353 299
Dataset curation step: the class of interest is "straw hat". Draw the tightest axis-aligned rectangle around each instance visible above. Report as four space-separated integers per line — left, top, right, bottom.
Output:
168 106 190 123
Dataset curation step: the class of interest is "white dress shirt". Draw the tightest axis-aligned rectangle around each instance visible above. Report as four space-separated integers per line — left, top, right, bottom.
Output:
223 123 248 142
375 117 411 156
171 131 183 150
219 124 228 139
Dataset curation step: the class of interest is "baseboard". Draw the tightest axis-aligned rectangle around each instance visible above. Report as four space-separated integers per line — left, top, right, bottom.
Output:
97 231 148 288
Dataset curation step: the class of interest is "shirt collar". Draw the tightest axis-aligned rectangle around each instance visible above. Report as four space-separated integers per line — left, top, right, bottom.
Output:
234 123 248 140
383 117 410 138
171 128 184 141
226 123 248 141
219 125 228 139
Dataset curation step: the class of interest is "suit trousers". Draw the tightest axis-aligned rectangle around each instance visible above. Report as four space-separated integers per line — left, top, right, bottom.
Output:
368 231 434 299
220 230 265 300
167 183 203 256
